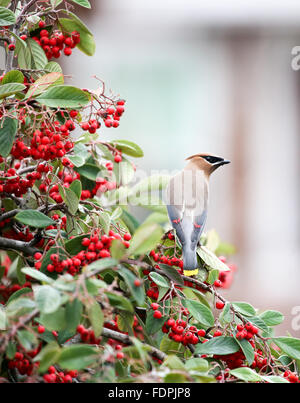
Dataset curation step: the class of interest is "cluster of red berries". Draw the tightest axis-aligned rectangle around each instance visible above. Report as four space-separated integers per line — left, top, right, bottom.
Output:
0 281 32 305
250 350 269 371
283 370 300 383
80 119 101 134
161 317 201 346
91 177 117 197
32 22 80 60
7 348 40 376
235 322 259 340
102 100 126 128
76 325 101 345
43 366 78 383
34 230 131 275
0 168 40 198
11 120 75 162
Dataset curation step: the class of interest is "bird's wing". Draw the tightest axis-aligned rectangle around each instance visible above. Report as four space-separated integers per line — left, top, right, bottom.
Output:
166 170 208 248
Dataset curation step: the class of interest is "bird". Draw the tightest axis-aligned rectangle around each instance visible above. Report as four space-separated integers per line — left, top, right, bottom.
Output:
165 153 230 276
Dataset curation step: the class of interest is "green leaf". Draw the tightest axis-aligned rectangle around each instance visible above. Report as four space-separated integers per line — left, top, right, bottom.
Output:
111 140 144 158
160 335 182 354
6 297 36 318
26 72 63 98
185 357 209 372
69 179 82 199
27 38 48 69
36 85 90 108
232 302 256 317
159 264 184 286
39 307 66 331
45 61 63 73
127 223 163 256
1 70 24 85
195 336 240 356
0 1 12 7
146 309 166 335
0 117 18 157
163 355 185 370
35 285 61 314
76 163 101 181
259 310 284 326
16 40 32 69
105 291 134 313
65 299 83 333
86 258 118 273
197 246 230 272
87 300 104 338
58 15 95 56
0 82 26 99
21 267 54 284
35 342 61 373
235 338 255 365
248 316 269 333
121 209 140 233
7 287 31 304
207 269 219 285
0 306 6 330
149 272 169 288
261 375 289 384
183 299 214 327
273 337 300 360
59 185 79 215
0 6 16 25
230 367 262 382
119 266 145 306
17 330 37 351
58 345 97 370
71 0 91 7
15 210 55 228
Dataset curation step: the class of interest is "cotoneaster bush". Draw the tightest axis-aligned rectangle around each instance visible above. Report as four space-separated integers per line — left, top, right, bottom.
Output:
0 0 299 384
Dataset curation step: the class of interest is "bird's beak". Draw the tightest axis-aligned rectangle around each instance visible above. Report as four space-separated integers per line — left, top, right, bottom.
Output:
214 159 231 168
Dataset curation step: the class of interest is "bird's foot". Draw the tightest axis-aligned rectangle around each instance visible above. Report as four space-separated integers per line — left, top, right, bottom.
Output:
172 218 181 224
193 223 202 229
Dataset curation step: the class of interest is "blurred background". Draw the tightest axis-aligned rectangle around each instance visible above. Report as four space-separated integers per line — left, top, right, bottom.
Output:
65 0 300 335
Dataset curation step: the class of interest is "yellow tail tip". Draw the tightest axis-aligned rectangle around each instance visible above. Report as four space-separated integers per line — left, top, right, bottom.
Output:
183 269 199 276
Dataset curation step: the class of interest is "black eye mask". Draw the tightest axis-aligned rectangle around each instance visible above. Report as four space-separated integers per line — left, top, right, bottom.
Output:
202 156 224 164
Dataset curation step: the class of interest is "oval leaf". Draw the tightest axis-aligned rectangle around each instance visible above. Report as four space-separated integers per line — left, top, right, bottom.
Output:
36 85 90 108
15 210 55 228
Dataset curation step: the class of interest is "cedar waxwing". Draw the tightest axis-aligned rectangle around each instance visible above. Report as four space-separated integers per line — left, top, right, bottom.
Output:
166 153 230 276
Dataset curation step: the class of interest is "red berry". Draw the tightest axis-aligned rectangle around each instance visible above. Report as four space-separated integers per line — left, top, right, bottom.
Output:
38 325 45 334
151 303 159 310
39 20 46 28
8 44 15 51
64 47 72 56
134 279 141 287
114 154 122 163
123 232 131 241
216 301 225 310
153 310 162 319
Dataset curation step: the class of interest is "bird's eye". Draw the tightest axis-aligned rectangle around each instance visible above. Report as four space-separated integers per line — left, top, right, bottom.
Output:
202 156 223 164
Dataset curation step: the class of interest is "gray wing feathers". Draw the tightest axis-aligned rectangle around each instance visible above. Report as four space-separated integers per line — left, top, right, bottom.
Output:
166 170 208 269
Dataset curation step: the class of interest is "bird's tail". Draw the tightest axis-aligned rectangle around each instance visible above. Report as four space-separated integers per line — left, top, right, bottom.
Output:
182 243 198 276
